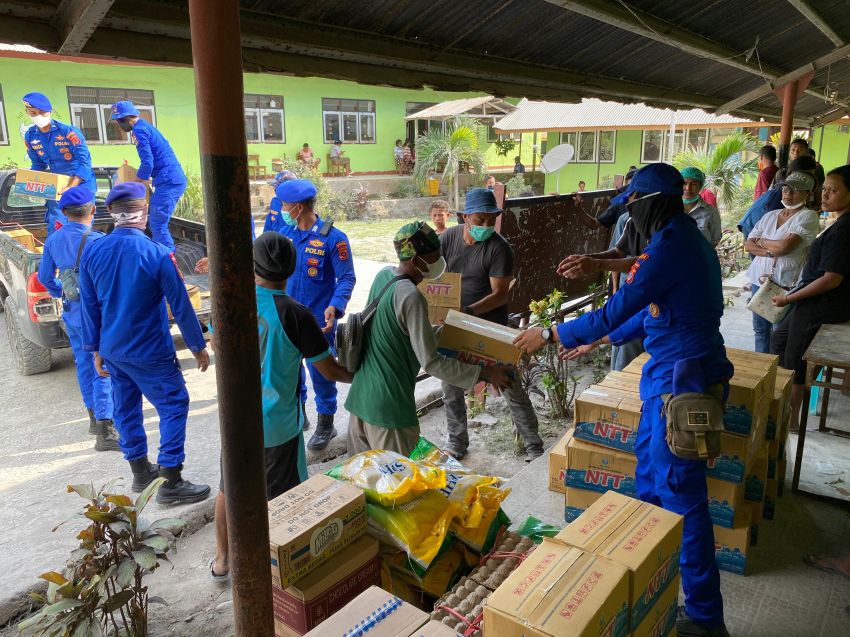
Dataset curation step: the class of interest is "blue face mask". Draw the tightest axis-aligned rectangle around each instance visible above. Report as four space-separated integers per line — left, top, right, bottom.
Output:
468 224 495 242
283 204 301 227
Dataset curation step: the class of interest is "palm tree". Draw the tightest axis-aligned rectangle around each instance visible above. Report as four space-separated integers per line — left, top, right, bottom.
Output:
413 115 487 209
672 131 759 210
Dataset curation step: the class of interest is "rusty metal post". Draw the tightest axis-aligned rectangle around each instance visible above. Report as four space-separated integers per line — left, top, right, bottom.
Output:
778 80 798 169
187 1 273 635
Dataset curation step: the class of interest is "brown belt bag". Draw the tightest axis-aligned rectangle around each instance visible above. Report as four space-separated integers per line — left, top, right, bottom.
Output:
662 384 725 460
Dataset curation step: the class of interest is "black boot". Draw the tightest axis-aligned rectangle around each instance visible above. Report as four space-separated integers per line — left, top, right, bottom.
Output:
301 403 312 431
307 414 337 451
129 458 160 493
676 607 730 637
156 465 211 505
87 409 97 435
94 420 121 452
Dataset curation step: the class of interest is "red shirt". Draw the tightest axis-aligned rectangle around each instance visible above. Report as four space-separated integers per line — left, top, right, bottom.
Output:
700 188 717 207
754 165 778 200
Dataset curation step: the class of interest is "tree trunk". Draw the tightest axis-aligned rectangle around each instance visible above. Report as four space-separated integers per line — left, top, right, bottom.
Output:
453 169 460 210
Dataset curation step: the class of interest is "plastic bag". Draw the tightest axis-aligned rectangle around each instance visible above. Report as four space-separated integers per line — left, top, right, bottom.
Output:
451 507 511 555
409 436 469 473
515 515 561 544
328 449 446 506
440 472 510 529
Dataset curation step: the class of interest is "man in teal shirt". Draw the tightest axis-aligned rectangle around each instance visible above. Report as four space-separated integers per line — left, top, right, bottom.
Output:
210 231 353 582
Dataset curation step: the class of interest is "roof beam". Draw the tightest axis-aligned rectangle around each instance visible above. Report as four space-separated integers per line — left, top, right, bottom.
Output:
787 0 845 47
51 0 115 55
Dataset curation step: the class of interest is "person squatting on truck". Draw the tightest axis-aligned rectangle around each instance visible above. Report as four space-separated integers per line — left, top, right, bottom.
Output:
22 92 96 237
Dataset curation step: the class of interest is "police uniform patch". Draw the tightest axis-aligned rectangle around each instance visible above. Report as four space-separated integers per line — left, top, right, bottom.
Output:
169 253 185 280
67 132 81 146
336 241 350 261
63 152 72 161
649 303 660 318
307 267 318 277
307 257 319 266
309 239 323 247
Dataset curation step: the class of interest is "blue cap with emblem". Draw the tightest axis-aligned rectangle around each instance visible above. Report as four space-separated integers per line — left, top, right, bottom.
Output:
611 162 684 205
276 179 318 203
106 182 147 205
22 92 52 112
58 185 95 209
110 100 140 120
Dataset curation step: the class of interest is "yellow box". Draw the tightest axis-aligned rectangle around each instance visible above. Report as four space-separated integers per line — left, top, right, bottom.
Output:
13 168 71 201
573 387 643 454
707 476 745 528
565 486 603 523
596 370 641 395
417 272 461 326
5 228 36 252
706 417 765 484
726 347 779 383
548 430 572 494
437 309 522 366
555 491 682 631
631 573 679 637
768 371 793 441
714 508 752 575
483 539 630 637
166 284 201 319
622 352 649 376
745 445 768 505
565 435 638 498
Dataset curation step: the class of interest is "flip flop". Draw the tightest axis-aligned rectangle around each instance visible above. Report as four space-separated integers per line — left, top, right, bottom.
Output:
209 558 230 584
803 555 850 580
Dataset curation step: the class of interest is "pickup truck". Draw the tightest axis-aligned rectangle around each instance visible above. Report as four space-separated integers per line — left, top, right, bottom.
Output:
0 167 211 375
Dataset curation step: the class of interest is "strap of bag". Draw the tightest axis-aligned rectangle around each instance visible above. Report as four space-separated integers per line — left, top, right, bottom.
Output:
362 274 410 322
319 220 334 237
74 229 92 271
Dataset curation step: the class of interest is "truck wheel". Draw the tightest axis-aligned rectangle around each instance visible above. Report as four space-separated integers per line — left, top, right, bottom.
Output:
3 298 52 375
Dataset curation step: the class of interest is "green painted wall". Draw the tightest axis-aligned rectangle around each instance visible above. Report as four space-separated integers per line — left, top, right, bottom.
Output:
542 129 643 193
811 124 850 174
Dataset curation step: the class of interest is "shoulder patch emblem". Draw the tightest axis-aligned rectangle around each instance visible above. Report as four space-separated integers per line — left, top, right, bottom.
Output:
66 132 81 146
336 241 350 261
169 253 185 280
649 303 660 318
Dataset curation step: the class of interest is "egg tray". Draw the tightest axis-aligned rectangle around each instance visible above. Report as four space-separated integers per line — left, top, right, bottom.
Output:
469 532 535 590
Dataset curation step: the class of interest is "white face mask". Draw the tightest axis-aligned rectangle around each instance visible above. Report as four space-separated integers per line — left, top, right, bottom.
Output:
781 200 805 210
417 255 447 280
30 114 51 128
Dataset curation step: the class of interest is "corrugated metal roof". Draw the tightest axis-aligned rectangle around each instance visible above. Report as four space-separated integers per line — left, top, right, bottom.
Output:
0 42 47 54
405 96 515 120
494 98 776 133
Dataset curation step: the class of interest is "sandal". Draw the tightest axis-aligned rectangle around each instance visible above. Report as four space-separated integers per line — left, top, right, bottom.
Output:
803 555 850 580
209 558 231 584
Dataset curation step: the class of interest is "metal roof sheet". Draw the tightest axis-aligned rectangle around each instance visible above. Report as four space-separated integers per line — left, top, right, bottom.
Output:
404 96 515 120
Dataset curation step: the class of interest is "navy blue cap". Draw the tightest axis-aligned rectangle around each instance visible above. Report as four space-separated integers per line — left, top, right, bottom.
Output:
611 163 684 205
463 188 501 214
110 100 140 120
276 179 317 203
22 92 52 112
58 185 94 209
106 182 147 205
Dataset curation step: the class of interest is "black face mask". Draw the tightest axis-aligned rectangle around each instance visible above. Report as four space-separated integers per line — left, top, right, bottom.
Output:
627 193 683 240
117 120 134 133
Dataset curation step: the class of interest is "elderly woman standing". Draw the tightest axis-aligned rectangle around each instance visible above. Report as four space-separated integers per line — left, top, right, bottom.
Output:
681 167 722 247
744 172 819 353
771 165 850 433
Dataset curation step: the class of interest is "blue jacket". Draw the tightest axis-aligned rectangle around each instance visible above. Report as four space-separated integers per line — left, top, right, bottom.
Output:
131 119 185 186
738 188 782 239
557 213 733 399
25 120 95 192
37 221 104 327
278 217 356 320
263 198 283 233
79 228 205 362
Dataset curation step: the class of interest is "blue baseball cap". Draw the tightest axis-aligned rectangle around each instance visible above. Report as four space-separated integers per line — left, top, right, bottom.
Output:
22 92 52 112
276 179 317 203
106 182 147 205
110 100 140 120
463 188 501 214
58 185 94 209
611 163 684 205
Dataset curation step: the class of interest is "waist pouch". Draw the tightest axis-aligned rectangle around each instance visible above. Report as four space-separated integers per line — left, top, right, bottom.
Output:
662 384 725 460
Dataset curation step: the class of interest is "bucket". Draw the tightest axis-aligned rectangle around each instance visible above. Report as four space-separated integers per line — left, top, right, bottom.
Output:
427 178 440 196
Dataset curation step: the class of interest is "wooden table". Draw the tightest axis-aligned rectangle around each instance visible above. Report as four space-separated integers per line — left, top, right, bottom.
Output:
792 323 850 497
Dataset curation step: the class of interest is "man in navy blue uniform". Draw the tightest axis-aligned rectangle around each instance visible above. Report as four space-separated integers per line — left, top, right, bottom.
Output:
263 170 298 234
22 92 96 237
37 186 119 452
515 163 732 637
110 100 186 253
275 179 356 450
80 182 211 505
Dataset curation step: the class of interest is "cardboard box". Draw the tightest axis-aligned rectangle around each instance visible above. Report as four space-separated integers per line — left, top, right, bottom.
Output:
725 372 768 437
268 474 367 588
548 430 572 494
302 586 429 637
417 272 461 325
744 500 764 526
714 508 752 575
483 538 630 637
272 535 380 636
705 423 765 484
565 435 638 498
564 486 603 523
13 168 71 201
764 478 778 520
745 446 768 504
707 476 745 529
437 309 521 366
596 371 641 395
5 228 36 251
767 440 779 479
573 387 643 454
778 458 787 496
116 163 138 183
408 620 462 636
726 348 779 386
622 352 650 376
166 284 201 320
555 491 682 631
631 573 678 637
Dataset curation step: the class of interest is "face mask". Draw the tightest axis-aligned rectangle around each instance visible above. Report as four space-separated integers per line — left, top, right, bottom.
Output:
781 200 805 210
416 255 446 280
467 223 495 242
117 120 134 133
283 205 301 227
682 195 701 205
30 114 51 128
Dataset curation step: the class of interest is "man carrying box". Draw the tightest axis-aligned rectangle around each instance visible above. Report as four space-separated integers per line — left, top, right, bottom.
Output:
439 188 543 461
22 92 95 237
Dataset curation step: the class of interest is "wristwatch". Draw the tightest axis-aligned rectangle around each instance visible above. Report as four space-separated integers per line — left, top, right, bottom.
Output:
541 327 555 343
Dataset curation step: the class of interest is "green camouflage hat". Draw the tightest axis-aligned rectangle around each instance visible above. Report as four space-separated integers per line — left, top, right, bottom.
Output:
393 221 440 261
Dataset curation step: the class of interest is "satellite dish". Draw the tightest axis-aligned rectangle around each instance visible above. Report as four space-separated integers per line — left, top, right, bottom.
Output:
539 143 575 174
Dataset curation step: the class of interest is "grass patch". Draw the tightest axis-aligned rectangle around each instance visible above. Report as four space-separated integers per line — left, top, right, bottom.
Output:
335 216 429 262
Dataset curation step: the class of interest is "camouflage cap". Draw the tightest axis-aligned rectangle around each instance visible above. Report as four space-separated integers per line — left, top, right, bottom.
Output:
393 221 440 261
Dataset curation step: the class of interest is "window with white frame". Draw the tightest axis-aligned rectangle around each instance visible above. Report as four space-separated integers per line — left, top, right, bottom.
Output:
640 130 665 163
322 98 376 144
486 124 521 143
0 85 8 146
559 130 616 163
244 94 285 143
67 87 156 145
642 128 709 163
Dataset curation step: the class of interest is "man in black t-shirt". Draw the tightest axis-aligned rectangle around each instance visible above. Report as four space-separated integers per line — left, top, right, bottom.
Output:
439 188 543 461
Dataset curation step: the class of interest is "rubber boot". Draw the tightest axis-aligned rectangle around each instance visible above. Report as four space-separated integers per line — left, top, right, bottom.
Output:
156 465 211 505
94 420 122 452
87 408 97 435
129 458 160 493
307 414 337 451
301 403 312 431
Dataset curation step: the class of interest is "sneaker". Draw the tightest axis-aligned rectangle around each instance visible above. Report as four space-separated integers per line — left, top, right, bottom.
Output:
676 607 730 637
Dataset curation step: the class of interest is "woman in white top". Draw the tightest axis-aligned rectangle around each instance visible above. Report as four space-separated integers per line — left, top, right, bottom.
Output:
745 172 820 353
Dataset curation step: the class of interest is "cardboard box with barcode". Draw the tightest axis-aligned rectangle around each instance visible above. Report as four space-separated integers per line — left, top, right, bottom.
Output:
555 491 682 631
268 474 367 588
565 485 604 523
714 507 752 575
573 387 643 454
302 586 429 637
565 434 638 499
417 272 461 325
483 538 630 637
14 169 72 201
707 476 745 529
437 309 521 366
631 573 679 637
548 430 572 494
272 535 380 637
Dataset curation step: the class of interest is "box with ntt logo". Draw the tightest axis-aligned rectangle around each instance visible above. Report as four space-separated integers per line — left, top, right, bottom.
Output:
13 169 71 201
416 272 461 325
437 309 522 367
268 474 367 588
573 387 643 454
565 435 638 498
555 491 682 632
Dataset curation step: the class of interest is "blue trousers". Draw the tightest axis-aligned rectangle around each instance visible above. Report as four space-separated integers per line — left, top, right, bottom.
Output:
149 180 186 253
635 394 724 627
105 356 190 467
64 320 113 420
750 284 773 354
44 200 69 237
298 328 337 416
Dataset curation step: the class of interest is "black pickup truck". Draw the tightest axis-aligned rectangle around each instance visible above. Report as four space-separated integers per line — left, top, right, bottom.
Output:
0 167 210 375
